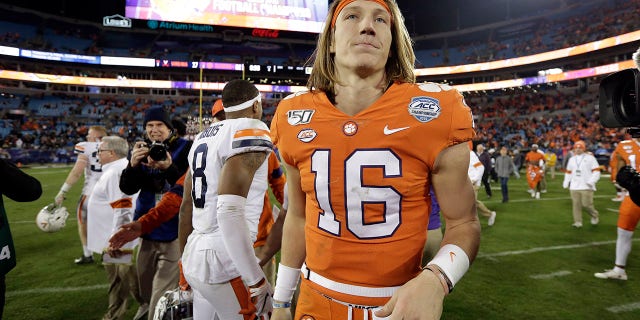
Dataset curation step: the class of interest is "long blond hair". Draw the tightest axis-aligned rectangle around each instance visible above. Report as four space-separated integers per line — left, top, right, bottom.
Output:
306 0 416 94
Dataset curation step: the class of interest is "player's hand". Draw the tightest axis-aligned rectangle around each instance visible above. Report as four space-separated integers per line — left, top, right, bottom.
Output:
178 260 191 291
374 270 445 320
130 141 150 167
239 278 272 318
54 192 65 206
106 248 124 258
145 152 173 171
249 278 273 317
271 306 292 320
108 221 142 249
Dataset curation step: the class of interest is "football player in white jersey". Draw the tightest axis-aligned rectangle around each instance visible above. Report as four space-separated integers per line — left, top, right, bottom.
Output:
180 79 273 319
55 125 107 264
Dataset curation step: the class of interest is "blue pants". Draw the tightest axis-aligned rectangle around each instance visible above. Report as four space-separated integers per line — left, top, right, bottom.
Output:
500 177 509 202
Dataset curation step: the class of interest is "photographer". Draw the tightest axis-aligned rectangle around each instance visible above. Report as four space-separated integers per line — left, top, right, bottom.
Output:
593 47 640 281
119 106 192 320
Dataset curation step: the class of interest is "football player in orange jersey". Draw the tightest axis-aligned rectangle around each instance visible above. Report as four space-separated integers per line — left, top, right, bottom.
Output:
525 144 545 199
594 138 640 280
269 0 481 319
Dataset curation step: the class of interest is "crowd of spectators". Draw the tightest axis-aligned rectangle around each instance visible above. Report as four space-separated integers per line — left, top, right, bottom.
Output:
0 0 636 168
419 0 639 66
1 0 638 69
0 80 623 173
0 90 281 164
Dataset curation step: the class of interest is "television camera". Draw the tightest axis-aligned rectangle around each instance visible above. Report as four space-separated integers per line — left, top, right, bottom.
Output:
598 46 640 205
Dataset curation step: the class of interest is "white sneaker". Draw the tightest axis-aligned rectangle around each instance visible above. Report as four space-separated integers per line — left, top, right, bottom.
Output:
572 222 583 228
541 189 547 193
594 269 627 280
535 192 540 199
488 211 496 226
591 216 599 225
612 195 624 202
527 189 534 195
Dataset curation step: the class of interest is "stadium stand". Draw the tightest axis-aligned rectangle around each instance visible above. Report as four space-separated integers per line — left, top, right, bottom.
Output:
0 0 637 170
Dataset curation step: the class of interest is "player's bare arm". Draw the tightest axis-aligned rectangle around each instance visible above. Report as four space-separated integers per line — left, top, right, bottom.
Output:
178 170 193 254
271 163 305 319
376 142 480 320
219 151 269 196
433 142 481 258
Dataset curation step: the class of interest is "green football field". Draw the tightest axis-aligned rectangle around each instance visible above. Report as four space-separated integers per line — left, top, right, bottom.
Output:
3 166 639 319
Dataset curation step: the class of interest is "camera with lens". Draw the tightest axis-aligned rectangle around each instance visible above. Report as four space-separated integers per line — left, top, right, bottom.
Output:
598 47 640 205
147 141 168 161
598 68 639 129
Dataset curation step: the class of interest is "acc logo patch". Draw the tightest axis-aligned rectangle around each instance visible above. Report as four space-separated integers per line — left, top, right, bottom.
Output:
297 128 317 143
287 109 315 126
299 316 315 320
408 96 441 123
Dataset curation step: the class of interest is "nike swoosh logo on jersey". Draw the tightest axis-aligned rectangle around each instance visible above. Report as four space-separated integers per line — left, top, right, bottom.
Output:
383 125 410 135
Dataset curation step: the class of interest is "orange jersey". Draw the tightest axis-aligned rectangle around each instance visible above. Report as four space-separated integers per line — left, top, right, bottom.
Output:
525 151 544 166
254 151 286 247
613 139 640 172
613 140 640 231
271 82 475 288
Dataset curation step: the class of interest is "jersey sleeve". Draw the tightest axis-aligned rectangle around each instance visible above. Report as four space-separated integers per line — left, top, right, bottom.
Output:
225 119 273 160
447 90 476 147
74 141 86 155
270 96 294 167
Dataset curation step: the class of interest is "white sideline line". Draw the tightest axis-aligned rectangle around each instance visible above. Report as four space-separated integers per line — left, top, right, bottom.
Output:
529 270 573 279
478 239 640 258
7 284 108 297
607 302 640 313
481 194 614 204
14 217 78 224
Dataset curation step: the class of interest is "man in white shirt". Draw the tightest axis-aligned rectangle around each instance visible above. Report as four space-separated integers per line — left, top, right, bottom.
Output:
88 136 143 320
55 125 107 264
469 146 496 226
563 140 601 228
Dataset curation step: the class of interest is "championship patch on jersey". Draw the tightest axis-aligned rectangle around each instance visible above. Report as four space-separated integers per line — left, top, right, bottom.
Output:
287 109 315 126
408 96 441 123
297 128 317 143
231 128 273 150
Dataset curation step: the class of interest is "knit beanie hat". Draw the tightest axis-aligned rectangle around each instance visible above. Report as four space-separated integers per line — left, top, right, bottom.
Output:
144 106 173 130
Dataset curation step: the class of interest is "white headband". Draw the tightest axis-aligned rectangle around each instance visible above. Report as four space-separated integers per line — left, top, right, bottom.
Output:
223 93 261 112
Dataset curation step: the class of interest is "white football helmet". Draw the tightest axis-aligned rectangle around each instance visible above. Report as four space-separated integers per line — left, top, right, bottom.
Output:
154 288 193 320
36 204 69 233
